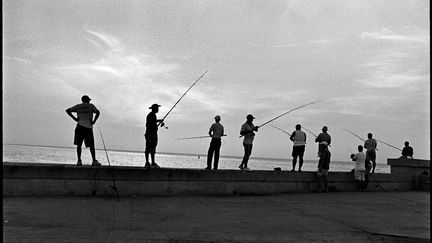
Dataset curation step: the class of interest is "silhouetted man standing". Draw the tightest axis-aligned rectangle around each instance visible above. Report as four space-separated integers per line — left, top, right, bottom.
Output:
364 133 377 173
315 126 331 192
145 104 164 168
315 126 331 156
206 115 224 170
289 124 306 172
239 114 259 170
66 95 101 166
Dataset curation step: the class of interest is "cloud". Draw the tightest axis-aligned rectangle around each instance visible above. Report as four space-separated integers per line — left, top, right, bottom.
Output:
247 39 335 49
3 56 33 64
358 72 426 88
357 30 428 89
357 50 428 88
85 28 125 52
360 28 429 44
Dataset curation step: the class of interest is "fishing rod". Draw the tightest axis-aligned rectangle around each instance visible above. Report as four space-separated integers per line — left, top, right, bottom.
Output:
368 173 386 192
239 100 321 138
302 126 317 138
176 134 227 140
158 71 208 129
343 128 378 151
259 100 321 128
98 126 120 201
343 128 365 142
269 125 291 136
375 138 402 152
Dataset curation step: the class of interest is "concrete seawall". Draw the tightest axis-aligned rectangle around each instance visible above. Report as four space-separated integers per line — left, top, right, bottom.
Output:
3 162 419 197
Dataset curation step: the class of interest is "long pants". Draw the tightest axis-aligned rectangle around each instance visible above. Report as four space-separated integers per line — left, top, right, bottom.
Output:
241 143 253 167
207 139 222 169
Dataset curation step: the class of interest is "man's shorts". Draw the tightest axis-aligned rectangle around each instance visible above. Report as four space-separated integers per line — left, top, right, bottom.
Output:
74 125 95 148
366 150 376 161
354 170 365 181
317 168 329 176
292 145 305 157
145 134 158 153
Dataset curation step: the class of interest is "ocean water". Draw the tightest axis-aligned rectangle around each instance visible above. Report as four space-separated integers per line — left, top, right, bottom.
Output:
2 144 391 173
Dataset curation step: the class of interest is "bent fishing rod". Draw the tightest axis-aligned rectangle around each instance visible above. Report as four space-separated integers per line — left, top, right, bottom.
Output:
176 134 227 140
98 126 120 201
302 126 317 138
375 138 402 152
239 100 321 138
343 128 378 151
269 125 291 136
158 71 208 129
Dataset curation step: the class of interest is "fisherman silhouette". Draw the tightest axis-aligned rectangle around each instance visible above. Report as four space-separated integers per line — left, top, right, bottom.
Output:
400 141 413 159
66 95 101 166
290 124 306 172
239 114 259 171
206 115 224 170
144 104 165 168
364 133 377 173
315 126 331 192
352 145 367 192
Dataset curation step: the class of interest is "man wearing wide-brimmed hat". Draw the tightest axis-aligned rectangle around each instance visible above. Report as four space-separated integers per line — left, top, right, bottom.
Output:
145 103 165 168
239 114 259 170
66 95 101 166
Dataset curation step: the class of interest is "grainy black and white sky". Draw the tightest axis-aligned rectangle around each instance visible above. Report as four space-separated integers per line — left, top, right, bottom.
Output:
3 0 430 162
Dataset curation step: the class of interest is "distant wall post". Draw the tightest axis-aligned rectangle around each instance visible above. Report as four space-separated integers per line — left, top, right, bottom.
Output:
387 158 430 190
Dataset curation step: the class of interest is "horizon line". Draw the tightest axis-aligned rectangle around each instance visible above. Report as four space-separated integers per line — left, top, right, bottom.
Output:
2 143 393 164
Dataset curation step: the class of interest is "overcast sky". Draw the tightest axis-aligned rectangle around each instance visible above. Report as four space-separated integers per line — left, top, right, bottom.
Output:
3 0 430 163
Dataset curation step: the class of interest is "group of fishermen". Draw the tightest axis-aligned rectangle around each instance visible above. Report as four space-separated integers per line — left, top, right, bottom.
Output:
66 95 414 192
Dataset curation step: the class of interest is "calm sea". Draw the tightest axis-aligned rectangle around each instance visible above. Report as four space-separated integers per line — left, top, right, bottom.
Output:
2 144 390 173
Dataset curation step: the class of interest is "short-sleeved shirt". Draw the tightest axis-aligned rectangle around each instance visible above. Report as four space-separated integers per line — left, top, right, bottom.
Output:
145 112 158 135
68 103 99 129
354 152 366 171
209 123 224 139
315 132 331 145
241 122 256 145
364 139 377 151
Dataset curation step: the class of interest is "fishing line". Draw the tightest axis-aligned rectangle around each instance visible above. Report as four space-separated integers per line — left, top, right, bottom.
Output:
302 126 317 138
375 138 402 152
269 125 291 136
368 173 386 192
98 126 120 201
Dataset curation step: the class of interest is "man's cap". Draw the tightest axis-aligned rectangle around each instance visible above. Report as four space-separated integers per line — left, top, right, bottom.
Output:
322 126 328 131
149 104 161 109
246 114 255 120
81 95 91 102
214 115 221 120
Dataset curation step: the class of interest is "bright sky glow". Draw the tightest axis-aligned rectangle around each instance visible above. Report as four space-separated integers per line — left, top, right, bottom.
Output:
3 0 430 163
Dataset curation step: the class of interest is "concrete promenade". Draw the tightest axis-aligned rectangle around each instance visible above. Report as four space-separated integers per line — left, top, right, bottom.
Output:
3 191 430 242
